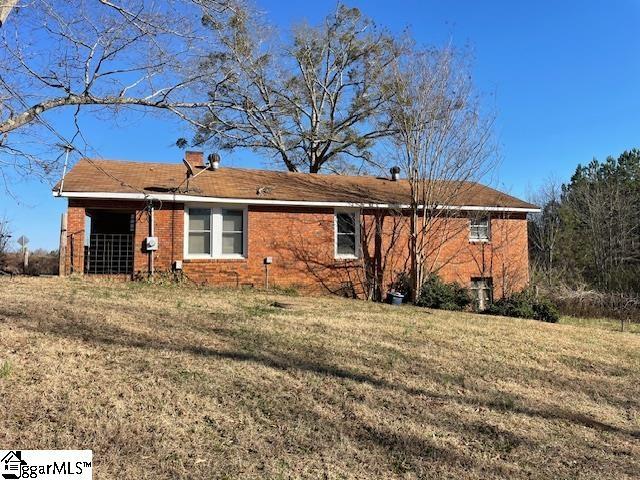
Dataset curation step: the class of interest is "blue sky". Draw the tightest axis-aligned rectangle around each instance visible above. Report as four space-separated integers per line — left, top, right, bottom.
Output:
2 0 640 250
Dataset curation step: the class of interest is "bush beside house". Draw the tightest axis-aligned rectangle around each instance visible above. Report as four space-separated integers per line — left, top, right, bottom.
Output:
411 273 560 323
485 290 560 323
415 274 472 311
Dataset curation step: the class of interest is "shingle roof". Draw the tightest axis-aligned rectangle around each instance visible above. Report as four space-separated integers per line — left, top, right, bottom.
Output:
54 158 538 210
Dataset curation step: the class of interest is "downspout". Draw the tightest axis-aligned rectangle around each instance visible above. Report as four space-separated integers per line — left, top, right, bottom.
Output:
172 190 177 271
149 204 154 277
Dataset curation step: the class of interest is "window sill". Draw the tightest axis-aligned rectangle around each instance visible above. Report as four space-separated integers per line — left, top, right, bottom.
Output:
335 254 360 261
469 239 491 244
183 256 247 263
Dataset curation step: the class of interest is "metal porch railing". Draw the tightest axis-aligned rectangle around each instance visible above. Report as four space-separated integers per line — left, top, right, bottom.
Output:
84 233 133 275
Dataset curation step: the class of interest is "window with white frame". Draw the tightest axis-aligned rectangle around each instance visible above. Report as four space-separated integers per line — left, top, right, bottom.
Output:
221 209 244 255
335 210 359 258
186 207 246 258
188 208 211 255
469 215 490 242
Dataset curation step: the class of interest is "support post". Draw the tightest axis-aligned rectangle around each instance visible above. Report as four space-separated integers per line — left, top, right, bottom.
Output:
59 213 67 276
265 263 269 289
70 235 74 273
263 257 273 289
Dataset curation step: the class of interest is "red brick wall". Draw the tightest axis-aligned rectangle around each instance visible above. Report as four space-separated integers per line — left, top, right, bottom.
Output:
417 212 530 297
131 202 184 274
180 206 530 297
66 201 86 274
65 200 530 297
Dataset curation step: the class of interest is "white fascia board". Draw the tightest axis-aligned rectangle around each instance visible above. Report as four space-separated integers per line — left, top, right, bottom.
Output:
53 190 541 213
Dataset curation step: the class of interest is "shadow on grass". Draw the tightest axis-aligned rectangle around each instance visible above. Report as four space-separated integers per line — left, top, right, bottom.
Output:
7 305 639 442
351 420 479 476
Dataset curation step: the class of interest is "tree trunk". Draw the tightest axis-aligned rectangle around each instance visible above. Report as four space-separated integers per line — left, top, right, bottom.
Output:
410 208 419 303
374 213 384 302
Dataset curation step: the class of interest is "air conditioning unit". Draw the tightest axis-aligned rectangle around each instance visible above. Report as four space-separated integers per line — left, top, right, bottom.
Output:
145 236 159 251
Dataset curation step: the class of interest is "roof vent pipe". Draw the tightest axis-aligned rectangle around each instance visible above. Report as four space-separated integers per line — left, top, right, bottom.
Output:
390 166 400 181
208 153 221 171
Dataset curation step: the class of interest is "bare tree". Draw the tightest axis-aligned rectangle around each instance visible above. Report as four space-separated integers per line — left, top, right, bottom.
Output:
385 47 497 302
194 4 404 173
0 0 239 183
528 177 562 285
360 209 408 301
0 217 11 267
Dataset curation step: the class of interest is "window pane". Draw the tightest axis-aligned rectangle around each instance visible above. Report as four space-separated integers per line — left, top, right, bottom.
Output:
189 209 210 231
470 217 489 240
222 232 243 254
189 232 211 254
471 278 489 289
222 210 243 232
337 233 356 255
337 213 355 234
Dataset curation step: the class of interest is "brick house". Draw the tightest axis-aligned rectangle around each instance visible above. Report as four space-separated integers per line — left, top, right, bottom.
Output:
53 152 539 303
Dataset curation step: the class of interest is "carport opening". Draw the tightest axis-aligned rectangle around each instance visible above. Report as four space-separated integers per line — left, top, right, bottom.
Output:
84 210 135 274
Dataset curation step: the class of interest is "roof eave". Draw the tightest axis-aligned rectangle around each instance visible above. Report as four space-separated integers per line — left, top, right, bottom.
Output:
53 190 541 213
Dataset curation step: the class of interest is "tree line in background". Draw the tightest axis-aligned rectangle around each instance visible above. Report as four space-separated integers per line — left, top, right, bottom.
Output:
1 217 58 276
529 149 640 320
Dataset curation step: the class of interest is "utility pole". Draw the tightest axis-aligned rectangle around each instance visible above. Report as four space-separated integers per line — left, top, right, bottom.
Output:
0 0 19 27
22 248 28 272
17 234 29 273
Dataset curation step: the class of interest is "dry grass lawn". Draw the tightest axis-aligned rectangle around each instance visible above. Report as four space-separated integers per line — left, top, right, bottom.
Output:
1 277 639 479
